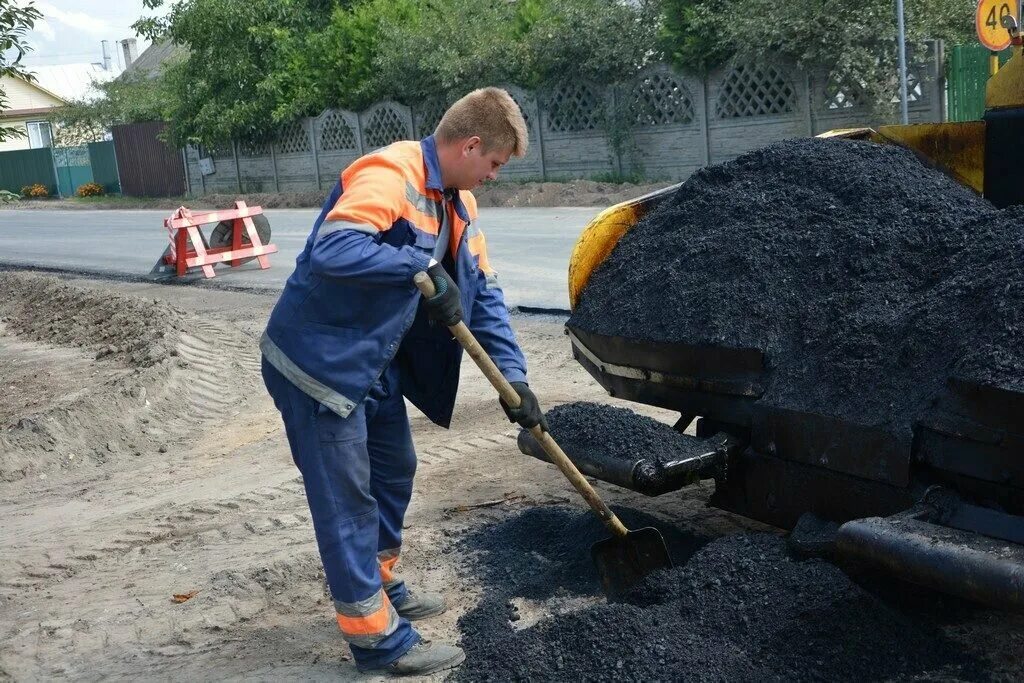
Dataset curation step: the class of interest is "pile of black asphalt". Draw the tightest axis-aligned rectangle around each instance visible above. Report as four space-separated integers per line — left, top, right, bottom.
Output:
452 505 1012 682
568 138 1024 441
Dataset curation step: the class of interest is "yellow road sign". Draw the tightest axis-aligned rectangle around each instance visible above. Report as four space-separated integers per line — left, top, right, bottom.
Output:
976 0 1019 51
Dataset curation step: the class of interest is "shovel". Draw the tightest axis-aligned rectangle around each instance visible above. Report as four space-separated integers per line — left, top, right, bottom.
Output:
414 272 673 599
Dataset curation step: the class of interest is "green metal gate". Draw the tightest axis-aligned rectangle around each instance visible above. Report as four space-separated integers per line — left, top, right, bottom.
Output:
947 44 1012 122
52 145 93 197
87 141 120 194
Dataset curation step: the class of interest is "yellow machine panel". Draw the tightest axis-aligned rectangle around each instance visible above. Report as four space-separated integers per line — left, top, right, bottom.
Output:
825 123 987 193
987 46 1024 109
567 185 676 309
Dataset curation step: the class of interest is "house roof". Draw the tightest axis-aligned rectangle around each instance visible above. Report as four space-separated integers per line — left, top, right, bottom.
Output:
26 62 124 103
125 39 187 78
0 105 55 119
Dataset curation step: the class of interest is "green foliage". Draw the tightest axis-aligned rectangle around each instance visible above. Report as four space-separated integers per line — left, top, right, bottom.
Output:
49 71 178 143
659 0 974 115
131 0 332 146
369 0 523 104
371 0 661 103
115 0 661 146
520 0 662 87
658 0 730 74
0 0 43 142
259 0 420 118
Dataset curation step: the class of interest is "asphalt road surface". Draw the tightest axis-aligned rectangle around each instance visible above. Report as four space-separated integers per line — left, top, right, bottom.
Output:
0 207 602 310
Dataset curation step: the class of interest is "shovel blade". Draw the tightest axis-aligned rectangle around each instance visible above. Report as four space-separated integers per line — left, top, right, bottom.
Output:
591 526 673 600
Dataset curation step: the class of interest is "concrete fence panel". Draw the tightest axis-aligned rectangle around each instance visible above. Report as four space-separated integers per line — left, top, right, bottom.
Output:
706 60 807 164
359 101 414 152
624 66 707 180
539 80 616 179
180 49 945 195
315 109 362 190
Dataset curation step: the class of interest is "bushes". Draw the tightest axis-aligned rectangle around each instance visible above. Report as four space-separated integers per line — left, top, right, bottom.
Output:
75 182 105 197
0 189 20 203
13 182 107 200
20 183 49 198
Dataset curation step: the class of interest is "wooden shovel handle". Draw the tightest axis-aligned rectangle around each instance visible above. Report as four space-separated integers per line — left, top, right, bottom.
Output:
414 271 628 538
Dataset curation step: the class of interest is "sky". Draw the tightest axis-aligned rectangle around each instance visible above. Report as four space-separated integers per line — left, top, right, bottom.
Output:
15 0 170 69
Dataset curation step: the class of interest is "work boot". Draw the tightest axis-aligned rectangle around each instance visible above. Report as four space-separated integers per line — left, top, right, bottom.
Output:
359 640 466 676
393 589 447 620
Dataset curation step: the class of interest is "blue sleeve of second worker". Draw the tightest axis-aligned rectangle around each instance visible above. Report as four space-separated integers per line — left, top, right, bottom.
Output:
469 272 528 384
309 228 431 287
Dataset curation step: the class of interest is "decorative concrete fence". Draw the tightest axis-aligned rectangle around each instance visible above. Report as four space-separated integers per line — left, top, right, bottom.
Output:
184 49 944 195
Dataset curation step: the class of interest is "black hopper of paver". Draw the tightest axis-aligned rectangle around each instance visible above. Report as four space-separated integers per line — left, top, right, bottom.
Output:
517 402 738 496
563 137 1024 527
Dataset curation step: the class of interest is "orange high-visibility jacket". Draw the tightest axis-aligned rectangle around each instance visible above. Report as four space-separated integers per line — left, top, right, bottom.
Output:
261 135 527 426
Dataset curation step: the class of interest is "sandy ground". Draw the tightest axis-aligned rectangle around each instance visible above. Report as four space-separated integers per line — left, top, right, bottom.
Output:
0 271 752 681
0 180 668 212
3 271 1021 682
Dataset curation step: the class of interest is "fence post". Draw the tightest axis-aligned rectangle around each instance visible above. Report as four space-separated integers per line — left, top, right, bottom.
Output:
354 109 365 157
270 142 280 192
110 140 122 196
48 147 62 198
609 86 624 177
232 140 242 193
198 147 206 195
701 77 713 166
181 148 191 197
309 118 321 190
802 72 814 136
535 94 547 181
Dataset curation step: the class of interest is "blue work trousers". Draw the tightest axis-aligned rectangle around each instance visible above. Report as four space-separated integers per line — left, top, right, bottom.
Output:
262 356 419 668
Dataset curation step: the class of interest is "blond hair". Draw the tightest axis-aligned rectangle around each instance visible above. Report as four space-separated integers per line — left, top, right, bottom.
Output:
435 87 528 157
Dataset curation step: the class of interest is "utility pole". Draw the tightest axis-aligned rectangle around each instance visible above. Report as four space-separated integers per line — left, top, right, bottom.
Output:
895 0 910 124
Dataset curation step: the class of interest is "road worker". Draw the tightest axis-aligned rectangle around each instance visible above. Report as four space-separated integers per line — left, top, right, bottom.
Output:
260 88 546 675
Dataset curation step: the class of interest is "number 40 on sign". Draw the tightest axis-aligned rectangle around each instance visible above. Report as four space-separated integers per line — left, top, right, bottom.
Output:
976 0 1021 51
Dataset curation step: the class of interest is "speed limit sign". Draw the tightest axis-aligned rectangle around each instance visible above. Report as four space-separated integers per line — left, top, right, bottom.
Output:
976 0 1019 51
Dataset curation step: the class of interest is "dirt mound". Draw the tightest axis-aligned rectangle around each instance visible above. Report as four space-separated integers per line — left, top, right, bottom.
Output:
569 138 1024 439
218 180 664 208
0 180 668 211
453 507 1001 682
0 273 258 482
0 272 183 367
197 192 326 209
474 180 664 208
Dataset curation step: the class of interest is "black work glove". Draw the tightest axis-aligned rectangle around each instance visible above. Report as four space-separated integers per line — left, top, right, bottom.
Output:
423 262 463 327
500 382 549 432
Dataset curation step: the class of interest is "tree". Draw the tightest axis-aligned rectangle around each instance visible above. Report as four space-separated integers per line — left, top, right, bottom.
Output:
48 70 180 144
0 0 43 142
371 0 661 104
257 0 420 120
121 0 662 146
657 0 730 74
659 0 974 116
132 0 332 146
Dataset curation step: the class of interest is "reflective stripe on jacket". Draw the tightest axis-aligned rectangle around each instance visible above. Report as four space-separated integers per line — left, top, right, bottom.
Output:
261 135 527 427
